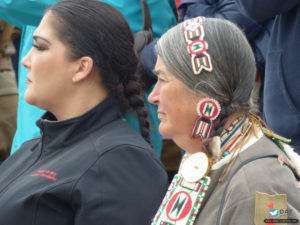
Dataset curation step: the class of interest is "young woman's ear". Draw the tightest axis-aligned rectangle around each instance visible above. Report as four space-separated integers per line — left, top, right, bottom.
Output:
72 56 93 82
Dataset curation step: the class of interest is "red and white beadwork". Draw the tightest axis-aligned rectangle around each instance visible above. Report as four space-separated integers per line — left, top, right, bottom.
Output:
191 98 221 140
183 16 212 75
197 98 221 120
151 174 211 225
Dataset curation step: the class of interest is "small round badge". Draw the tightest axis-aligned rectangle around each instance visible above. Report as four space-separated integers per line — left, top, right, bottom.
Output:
180 152 209 182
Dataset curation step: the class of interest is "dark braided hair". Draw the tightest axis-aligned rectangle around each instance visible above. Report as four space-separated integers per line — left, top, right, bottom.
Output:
122 71 151 144
49 0 150 143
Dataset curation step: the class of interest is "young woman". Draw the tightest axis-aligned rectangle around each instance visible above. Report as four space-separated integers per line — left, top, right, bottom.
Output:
149 17 300 225
0 1 168 224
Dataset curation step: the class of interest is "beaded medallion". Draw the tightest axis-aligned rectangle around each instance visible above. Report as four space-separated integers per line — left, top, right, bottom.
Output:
151 174 210 225
152 152 211 225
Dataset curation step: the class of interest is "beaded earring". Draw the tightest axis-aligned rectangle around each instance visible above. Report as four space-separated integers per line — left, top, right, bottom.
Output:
191 98 221 140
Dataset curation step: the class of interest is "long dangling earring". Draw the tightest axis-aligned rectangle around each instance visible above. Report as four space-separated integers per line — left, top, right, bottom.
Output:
191 98 221 140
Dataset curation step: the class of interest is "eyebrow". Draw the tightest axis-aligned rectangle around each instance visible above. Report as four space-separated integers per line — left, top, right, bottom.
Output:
152 69 161 76
33 35 52 45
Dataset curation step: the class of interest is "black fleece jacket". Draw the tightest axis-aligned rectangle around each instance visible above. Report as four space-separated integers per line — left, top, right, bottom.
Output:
0 95 168 225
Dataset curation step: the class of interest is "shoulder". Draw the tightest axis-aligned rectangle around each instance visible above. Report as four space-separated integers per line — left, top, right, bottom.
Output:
90 118 155 156
71 117 167 186
71 145 168 225
214 137 300 224
72 129 168 212
228 136 298 194
222 137 300 213
228 154 297 197
82 118 166 178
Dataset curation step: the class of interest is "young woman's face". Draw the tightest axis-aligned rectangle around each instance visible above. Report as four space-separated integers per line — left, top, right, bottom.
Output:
22 12 78 111
148 56 202 140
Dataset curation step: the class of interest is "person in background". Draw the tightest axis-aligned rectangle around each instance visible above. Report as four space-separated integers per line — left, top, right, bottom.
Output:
0 1 168 224
148 16 300 225
0 19 18 163
0 0 176 156
235 0 300 154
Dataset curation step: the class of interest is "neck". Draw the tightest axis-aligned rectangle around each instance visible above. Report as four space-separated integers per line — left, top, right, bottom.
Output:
50 80 109 121
175 111 249 155
172 133 203 154
56 93 108 121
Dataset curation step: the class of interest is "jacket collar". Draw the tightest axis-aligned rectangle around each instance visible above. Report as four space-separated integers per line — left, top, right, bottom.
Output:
36 95 122 150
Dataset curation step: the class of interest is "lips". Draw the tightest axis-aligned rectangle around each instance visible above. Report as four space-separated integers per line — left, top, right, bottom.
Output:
26 76 32 84
157 111 166 119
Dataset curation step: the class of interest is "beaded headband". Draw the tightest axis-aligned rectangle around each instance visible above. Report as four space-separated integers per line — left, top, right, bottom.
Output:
183 16 213 75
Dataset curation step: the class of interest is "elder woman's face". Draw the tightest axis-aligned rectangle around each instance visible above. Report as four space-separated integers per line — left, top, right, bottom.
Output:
22 11 77 111
148 56 202 141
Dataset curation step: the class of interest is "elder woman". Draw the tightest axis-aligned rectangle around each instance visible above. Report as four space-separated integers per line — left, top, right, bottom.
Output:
149 17 300 225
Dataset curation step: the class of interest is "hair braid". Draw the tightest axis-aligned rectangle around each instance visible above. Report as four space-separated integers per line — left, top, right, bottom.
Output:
210 104 232 137
122 73 151 144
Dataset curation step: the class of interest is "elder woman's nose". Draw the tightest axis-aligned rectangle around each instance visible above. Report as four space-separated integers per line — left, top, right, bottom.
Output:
148 83 160 105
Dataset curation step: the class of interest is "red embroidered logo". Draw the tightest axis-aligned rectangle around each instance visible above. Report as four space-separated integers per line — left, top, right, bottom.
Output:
31 170 57 181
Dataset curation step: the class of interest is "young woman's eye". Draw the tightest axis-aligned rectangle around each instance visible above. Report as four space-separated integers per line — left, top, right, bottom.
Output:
32 44 46 51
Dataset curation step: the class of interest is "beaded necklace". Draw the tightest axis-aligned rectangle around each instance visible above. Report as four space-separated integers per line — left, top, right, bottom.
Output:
220 116 251 157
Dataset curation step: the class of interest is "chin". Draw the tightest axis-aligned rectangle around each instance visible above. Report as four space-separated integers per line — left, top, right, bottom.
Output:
158 124 173 138
24 91 33 104
24 90 39 107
